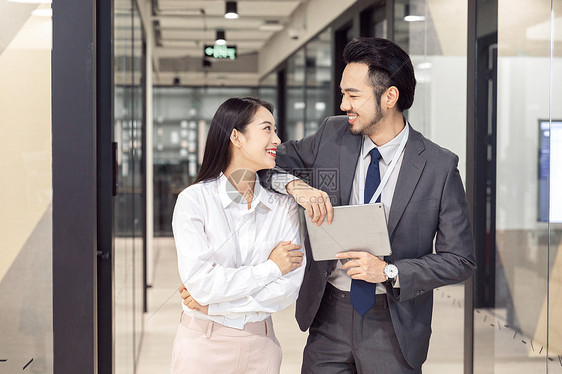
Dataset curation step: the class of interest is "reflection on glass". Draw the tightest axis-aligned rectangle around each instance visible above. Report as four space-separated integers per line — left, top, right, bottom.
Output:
286 49 306 140
114 1 145 372
285 28 333 141
259 70 278 124
548 3 562 373
305 28 332 136
361 2 387 38
0 2 53 372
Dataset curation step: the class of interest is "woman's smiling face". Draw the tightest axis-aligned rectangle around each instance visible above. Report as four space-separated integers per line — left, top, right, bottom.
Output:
234 106 281 172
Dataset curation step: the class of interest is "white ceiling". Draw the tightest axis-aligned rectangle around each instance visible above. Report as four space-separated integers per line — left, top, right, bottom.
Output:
152 0 302 59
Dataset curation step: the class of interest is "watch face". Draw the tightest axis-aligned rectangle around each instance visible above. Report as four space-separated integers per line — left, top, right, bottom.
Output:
385 264 398 279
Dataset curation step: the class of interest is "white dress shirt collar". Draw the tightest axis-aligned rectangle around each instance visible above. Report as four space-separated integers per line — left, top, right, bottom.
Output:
361 122 410 165
218 172 274 211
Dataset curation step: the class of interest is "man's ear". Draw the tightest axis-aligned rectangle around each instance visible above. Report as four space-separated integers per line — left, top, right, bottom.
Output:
384 86 400 109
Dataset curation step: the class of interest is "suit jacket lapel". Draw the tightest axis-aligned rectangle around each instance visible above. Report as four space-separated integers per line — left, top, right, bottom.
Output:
388 128 426 238
339 134 361 206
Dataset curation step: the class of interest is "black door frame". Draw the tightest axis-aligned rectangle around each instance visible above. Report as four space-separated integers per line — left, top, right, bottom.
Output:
53 0 116 372
465 0 498 372
96 0 115 372
52 0 100 372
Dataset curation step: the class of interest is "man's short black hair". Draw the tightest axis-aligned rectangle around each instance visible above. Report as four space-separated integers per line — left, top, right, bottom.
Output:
343 38 416 112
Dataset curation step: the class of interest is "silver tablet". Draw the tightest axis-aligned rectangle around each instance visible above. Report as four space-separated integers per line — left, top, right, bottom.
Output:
301 203 392 261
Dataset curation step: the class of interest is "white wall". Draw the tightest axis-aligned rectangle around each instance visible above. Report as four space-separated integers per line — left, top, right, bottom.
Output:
0 7 51 283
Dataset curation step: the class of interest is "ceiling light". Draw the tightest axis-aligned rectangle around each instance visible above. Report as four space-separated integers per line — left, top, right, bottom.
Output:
315 102 326 111
404 15 425 22
404 5 425 22
225 1 239 19
215 30 226 45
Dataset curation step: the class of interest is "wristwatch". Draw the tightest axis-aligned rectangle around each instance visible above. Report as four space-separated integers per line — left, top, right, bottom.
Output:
384 262 399 281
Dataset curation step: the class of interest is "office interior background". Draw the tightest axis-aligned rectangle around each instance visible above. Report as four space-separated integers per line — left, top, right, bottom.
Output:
0 0 561 373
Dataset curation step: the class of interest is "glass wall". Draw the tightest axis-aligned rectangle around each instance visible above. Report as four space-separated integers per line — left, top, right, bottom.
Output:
152 86 262 236
284 28 333 141
550 3 562 371
473 1 562 372
360 1 387 38
258 71 278 122
394 0 468 372
114 0 146 372
0 2 53 372
305 29 332 136
286 49 307 140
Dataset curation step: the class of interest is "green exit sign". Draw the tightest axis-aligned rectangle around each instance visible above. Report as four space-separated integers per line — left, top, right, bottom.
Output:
204 45 237 60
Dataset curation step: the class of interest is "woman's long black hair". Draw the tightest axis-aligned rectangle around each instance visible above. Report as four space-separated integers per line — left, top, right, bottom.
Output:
193 97 274 184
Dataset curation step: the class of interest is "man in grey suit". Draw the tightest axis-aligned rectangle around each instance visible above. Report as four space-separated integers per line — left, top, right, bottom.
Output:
270 38 476 373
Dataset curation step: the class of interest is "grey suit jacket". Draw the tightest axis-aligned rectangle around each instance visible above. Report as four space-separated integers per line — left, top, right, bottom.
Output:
270 115 476 369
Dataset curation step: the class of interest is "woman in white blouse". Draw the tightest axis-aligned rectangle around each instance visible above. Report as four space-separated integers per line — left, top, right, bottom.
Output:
171 97 305 374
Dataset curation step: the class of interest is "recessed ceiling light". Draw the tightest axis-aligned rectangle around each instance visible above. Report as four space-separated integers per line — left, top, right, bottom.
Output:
294 102 305 110
315 102 326 111
403 5 425 22
215 30 226 45
404 15 425 22
225 1 239 19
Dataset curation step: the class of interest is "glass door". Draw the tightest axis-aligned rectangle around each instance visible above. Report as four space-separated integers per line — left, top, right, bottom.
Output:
471 1 562 373
114 0 146 372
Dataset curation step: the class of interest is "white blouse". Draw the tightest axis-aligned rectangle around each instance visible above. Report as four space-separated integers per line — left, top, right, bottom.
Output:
172 173 305 329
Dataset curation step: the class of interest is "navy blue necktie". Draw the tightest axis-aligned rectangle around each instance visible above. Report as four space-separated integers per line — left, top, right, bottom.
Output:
350 148 381 316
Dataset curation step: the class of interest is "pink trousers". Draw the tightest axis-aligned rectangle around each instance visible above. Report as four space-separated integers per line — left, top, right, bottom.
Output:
171 312 282 374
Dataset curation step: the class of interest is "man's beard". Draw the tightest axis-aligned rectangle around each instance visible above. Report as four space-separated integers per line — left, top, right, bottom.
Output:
349 103 384 136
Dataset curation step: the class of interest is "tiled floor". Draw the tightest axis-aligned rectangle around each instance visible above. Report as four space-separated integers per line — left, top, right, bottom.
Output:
136 238 556 374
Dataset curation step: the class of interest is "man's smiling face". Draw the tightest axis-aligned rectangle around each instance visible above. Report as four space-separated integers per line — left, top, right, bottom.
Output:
340 62 385 136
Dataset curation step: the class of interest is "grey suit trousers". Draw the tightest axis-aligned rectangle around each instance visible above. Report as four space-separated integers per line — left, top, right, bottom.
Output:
302 284 421 374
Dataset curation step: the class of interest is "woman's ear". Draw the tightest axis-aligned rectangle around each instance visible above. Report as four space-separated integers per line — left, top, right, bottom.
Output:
230 129 241 147
384 86 400 109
